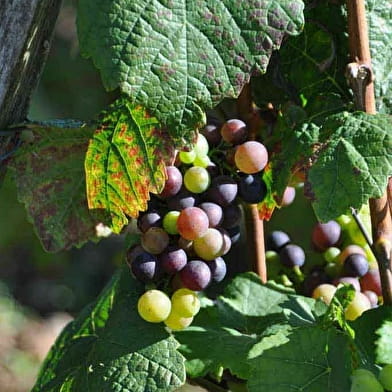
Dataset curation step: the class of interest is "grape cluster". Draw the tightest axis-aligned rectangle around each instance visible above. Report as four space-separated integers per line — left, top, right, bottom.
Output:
128 118 270 329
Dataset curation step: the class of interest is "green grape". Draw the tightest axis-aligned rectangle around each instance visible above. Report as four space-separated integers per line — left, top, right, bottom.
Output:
184 166 211 194
163 211 180 235
171 288 200 317
193 228 224 260
325 262 342 278
164 310 193 331
265 250 281 279
312 284 337 305
379 364 392 391
323 247 341 263
351 369 384 392
193 154 211 168
345 291 371 321
137 290 171 323
179 149 196 164
194 133 209 156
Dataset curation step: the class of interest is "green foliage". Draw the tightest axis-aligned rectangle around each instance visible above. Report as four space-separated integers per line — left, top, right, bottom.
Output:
85 98 175 233
32 268 186 392
376 319 392 365
77 0 305 141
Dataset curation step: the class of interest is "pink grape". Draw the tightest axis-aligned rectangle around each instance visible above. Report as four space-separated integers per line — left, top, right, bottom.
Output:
159 166 183 198
360 268 382 296
234 141 268 174
177 207 209 240
311 220 341 251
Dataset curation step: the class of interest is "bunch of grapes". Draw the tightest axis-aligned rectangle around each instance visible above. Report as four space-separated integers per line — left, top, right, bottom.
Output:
128 118 270 329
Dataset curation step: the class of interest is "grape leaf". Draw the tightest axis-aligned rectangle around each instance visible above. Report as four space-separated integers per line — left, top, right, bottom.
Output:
376 319 392 365
8 121 107 252
85 98 175 233
248 326 352 392
77 0 305 141
32 267 185 392
367 0 392 114
307 112 392 221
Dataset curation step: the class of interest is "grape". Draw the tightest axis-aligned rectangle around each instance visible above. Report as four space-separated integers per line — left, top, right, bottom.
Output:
279 244 305 267
162 210 180 235
159 246 187 274
344 253 369 277
164 311 193 331
179 149 196 164
131 252 160 283
208 175 238 206
362 290 378 307
323 247 341 263
281 186 296 206
360 268 382 296
137 290 171 323
220 119 248 145
222 204 242 229
238 174 267 204
177 207 209 240
137 211 162 233
267 231 290 251
218 228 232 255
171 288 200 317
184 166 210 194
345 291 371 321
311 220 341 251
126 244 144 265
338 245 366 264
324 261 343 278
193 228 224 260
207 257 227 283
159 166 183 198
302 268 329 296
201 123 222 146
351 369 384 392
178 237 194 255
225 147 236 166
206 162 220 178
227 226 241 244
379 364 392 391
234 141 268 174
333 277 361 292
180 260 211 291
266 250 281 279
141 227 169 254
167 188 199 210
193 154 211 168
312 283 337 305
199 202 223 228
194 133 209 156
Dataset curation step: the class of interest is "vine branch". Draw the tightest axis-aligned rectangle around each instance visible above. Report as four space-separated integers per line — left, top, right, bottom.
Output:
346 0 392 304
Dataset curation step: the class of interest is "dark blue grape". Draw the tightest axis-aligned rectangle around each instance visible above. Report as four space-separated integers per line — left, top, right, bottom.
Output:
131 252 160 282
137 211 162 233
201 123 222 146
267 231 290 251
344 253 369 277
222 204 242 229
279 244 305 267
227 226 241 244
167 188 199 210
208 175 238 207
207 257 227 283
180 260 211 291
238 174 267 204
159 246 187 274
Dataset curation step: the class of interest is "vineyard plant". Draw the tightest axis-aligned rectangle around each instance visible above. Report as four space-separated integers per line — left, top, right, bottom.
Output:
1 0 392 391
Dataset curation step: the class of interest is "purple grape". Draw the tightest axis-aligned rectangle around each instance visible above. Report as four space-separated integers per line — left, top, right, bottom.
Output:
207 257 227 283
180 260 211 291
222 204 242 229
363 290 378 307
217 228 232 255
201 123 222 146
137 211 162 233
167 188 199 211
159 246 187 274
333 276 361 292
238 174 267 204
227 226 241 244
206 162 220 178
311 220 341 251
343 253 369 277
267 231 290 251
279 244 305 267
199 202 223 228
126 245 144 265
208 175 238 207
159 166 183 198
131 252 160 283
221 119 248 145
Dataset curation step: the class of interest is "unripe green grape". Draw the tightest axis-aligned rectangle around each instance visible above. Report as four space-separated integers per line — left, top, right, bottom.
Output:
193 228 224 260
379 364 392 391
194 133 209 156
137 290 171 323
171 288 200 317
164 310 193 331
179 149 196 164
312 284 337 305
163 211 180 235
351 369 383 392
345 291 371 321
193 154 211 168
323 247 341 263
184 166 210 194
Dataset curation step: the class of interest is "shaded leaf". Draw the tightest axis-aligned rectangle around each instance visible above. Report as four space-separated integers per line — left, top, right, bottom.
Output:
85 98 175 233
32 267 185 392
78 0 305 140
8 121 105 252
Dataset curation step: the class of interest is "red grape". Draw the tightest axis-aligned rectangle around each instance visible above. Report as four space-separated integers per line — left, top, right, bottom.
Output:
177 207 209 240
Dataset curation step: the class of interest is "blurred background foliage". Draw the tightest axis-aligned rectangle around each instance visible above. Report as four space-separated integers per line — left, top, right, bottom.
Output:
0 1 317 390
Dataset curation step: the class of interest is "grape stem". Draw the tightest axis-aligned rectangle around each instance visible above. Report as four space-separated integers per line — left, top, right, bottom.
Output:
346 0 392 304
238 83 267 282
350 207 373 248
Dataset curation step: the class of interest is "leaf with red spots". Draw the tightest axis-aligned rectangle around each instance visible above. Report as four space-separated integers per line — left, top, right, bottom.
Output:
85 98 175 233
8 120 107 252
257 164 277 220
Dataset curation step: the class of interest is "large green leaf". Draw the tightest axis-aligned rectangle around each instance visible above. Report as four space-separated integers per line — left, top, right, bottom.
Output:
85 98 175 233
78 0 305 141
307 112 392 221
248 326 353 392
8 121 106 252
367 0 392 114
32 267 186 392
